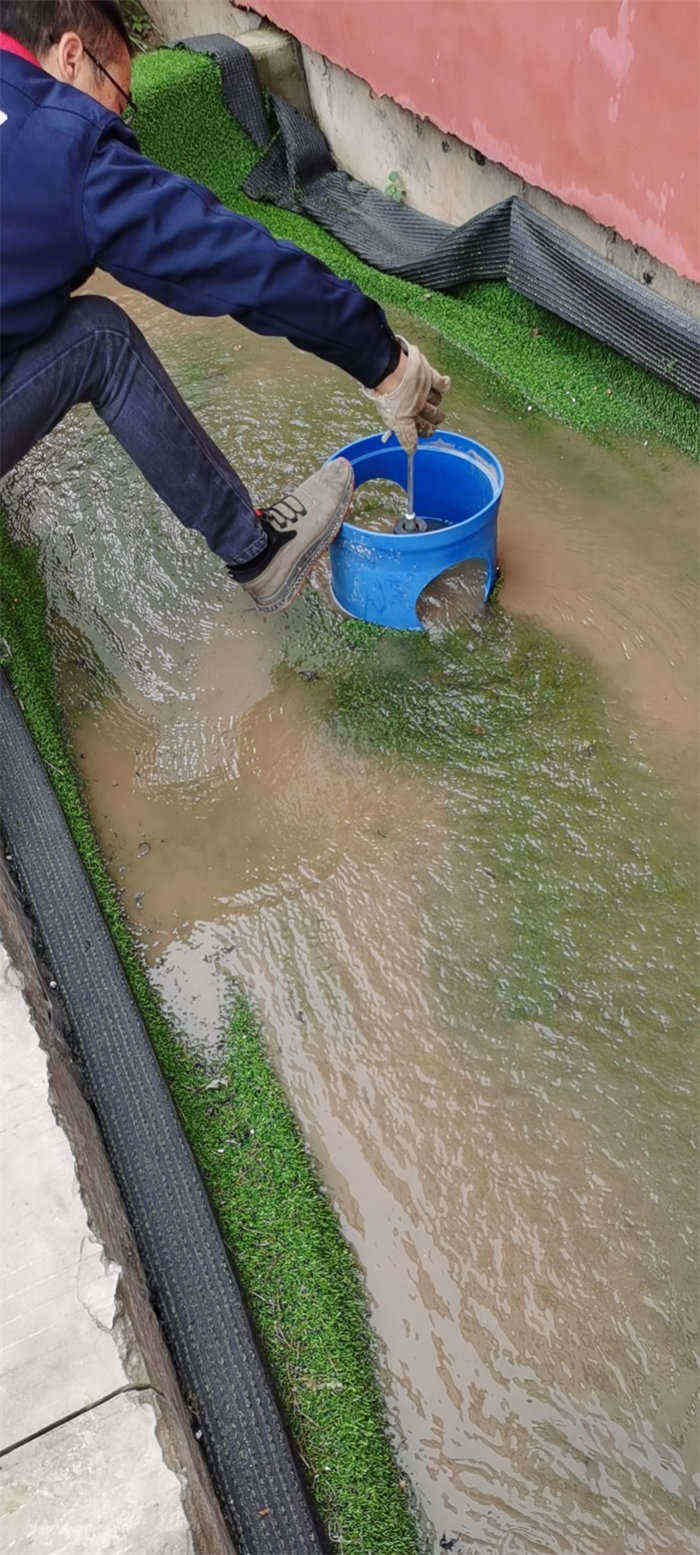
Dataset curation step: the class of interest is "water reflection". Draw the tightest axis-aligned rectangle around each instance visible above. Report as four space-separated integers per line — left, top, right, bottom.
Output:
2 273 697 1553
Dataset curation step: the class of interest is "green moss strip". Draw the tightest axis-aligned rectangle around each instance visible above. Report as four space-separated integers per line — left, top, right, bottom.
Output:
131 46 697 459
0 511 420 1553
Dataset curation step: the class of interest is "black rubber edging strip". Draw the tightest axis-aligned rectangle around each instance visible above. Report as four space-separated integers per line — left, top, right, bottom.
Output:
0 669 326 1555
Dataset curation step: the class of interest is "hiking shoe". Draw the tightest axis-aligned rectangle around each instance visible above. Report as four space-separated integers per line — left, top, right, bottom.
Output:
228 459 354 614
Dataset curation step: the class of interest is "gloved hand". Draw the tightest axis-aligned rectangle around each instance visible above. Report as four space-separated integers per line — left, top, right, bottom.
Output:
363 335 451 455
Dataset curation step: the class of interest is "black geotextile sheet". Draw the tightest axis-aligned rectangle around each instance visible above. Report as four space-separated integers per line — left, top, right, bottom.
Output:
180 34 699 400
0 671 325 1555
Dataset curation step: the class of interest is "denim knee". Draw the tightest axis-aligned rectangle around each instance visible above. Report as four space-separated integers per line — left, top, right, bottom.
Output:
67 294 146 415
66 293 133 341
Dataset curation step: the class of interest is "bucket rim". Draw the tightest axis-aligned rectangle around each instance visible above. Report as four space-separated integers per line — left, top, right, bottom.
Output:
326 430 504 547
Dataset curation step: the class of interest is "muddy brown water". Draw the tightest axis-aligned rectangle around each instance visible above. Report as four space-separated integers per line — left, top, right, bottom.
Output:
3 274 698 1554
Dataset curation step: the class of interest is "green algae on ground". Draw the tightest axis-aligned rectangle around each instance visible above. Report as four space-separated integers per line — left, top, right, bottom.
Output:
0 511 421 1555
282 590 696 1106
131 47 698 459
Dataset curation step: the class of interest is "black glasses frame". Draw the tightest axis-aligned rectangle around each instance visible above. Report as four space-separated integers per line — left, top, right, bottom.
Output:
83 45 137 123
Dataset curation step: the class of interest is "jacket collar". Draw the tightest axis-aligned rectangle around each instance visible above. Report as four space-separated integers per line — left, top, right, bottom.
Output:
0 32 41 67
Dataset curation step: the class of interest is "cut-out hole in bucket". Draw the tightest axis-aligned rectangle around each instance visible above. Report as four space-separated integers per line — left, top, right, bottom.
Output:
417 558 488 634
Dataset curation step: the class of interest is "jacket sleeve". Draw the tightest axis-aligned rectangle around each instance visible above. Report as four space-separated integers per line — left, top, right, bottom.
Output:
81 124 399 388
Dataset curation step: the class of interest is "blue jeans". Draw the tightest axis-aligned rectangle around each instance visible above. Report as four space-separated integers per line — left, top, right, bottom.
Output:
0 296 266 566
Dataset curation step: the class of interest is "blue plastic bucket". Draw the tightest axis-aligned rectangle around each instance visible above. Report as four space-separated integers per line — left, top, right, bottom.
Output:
327 431 504 630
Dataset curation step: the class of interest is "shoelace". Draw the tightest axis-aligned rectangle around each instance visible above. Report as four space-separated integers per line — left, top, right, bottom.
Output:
259 493 307 532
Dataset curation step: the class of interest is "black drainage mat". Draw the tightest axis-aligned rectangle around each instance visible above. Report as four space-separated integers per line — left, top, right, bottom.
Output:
0 671 325 1555
178 32 699 400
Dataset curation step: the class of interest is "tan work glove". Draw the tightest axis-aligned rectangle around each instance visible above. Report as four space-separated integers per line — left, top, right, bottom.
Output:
363 335 451 454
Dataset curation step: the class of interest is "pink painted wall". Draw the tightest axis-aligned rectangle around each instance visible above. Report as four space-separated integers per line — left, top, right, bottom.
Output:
242 1 699 281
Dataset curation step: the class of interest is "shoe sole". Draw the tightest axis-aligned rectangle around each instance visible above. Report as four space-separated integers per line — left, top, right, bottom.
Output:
247 472 354 615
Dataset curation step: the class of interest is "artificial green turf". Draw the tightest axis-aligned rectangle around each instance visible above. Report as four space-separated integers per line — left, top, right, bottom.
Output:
131 47 698 459
0 512 420 1554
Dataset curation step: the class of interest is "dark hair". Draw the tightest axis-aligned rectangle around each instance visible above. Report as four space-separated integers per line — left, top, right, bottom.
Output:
2 1 131 61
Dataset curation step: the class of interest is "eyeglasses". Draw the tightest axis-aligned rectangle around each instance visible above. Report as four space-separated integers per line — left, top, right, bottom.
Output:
83 45 137 125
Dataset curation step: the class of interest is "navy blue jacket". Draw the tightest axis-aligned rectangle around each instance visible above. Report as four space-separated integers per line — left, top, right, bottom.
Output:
0 47 398 385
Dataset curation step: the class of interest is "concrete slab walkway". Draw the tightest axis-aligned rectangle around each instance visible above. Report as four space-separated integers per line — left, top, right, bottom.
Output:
0 858 234 1555
0 942 192 1552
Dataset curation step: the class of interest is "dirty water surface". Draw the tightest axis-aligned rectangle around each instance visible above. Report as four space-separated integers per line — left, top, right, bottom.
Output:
3 274 698 1555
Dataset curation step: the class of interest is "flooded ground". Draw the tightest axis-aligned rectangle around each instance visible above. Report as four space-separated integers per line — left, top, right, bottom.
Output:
3 273 697 1554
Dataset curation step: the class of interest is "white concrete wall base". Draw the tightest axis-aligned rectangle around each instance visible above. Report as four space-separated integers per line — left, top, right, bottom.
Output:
145 0 261 46
243 25 311 116
143 3 312 118
141 0 697 319
299 47 698 321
